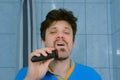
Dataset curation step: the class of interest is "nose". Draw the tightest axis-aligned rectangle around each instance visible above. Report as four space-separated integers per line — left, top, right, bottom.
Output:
56 32 64 39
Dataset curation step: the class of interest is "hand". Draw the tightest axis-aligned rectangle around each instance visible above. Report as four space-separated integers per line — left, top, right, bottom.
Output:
25 48 55 80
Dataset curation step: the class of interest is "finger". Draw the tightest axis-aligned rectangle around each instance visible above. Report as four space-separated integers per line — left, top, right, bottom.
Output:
29 48 56 59
39 50 48 56
35 48 55 55
30 50 41 57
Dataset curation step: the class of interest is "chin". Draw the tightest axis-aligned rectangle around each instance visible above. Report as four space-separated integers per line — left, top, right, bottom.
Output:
55 56 69 61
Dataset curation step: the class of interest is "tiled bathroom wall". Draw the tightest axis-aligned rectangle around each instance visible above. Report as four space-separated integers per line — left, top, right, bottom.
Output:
0 0 22 80
0 0 120 80
111 0 120 80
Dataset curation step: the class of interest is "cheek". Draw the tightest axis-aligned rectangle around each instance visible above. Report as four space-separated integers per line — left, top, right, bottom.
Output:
67 36 73 44
69 41 74 48
68 37 74 48
45 37 55 46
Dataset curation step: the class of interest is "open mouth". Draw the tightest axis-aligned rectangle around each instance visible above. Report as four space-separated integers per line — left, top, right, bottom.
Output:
57 44 64 46
54 40 66 48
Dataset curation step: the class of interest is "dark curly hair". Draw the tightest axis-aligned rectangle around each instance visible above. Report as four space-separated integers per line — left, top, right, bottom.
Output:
40 8 77 41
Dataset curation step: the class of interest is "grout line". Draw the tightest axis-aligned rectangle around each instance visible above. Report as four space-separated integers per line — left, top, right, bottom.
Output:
106 3 112 80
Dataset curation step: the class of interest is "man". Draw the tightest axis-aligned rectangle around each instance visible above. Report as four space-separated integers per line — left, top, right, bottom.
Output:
15 8 101 80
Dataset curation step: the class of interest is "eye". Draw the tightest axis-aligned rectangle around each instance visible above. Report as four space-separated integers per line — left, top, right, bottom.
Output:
50 31 57 34
64 31 70 35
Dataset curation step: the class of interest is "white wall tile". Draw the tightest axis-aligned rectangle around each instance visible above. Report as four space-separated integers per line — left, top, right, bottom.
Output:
0 3 21 33
111 32 120 67
41 0 63 3
111 0 120 33
110 68 120 80
71 35 86 65
86 0 107 3
86 4 108 34
35 2 42 34
64 0 85 3
87 35 109 67
0 68 16 80
107 4 112 34
0 0 20 2
0 35 16 67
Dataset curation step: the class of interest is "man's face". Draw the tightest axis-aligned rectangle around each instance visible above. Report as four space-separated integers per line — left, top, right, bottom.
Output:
42 20 74 60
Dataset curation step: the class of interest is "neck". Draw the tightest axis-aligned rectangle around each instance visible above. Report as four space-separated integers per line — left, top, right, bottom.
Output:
49 58 71 78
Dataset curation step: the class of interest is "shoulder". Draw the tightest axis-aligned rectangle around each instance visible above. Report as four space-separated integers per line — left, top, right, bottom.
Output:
73 63 102 80
15 67 28 80
75 63 96 72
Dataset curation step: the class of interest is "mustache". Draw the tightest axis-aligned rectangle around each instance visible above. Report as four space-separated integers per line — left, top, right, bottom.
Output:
53 39 68 48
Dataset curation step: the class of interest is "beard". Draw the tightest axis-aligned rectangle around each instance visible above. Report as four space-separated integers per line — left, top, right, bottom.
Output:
55 48 69 61
53 40 70 61
45 38 72 61
55 57 69 61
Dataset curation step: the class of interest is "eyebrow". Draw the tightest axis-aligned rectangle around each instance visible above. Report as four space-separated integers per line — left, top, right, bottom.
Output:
49 27 57 30
64 27 71 30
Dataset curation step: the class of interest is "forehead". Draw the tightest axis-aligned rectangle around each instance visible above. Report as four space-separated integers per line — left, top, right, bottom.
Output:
48 21 72 30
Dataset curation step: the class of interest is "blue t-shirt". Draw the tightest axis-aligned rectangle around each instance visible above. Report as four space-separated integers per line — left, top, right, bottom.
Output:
15 61 102 80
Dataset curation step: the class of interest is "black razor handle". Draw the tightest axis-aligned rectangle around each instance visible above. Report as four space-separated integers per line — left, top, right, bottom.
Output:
31 50 57 62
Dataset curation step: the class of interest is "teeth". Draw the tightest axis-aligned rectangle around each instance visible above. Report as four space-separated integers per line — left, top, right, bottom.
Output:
57 44 64 46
